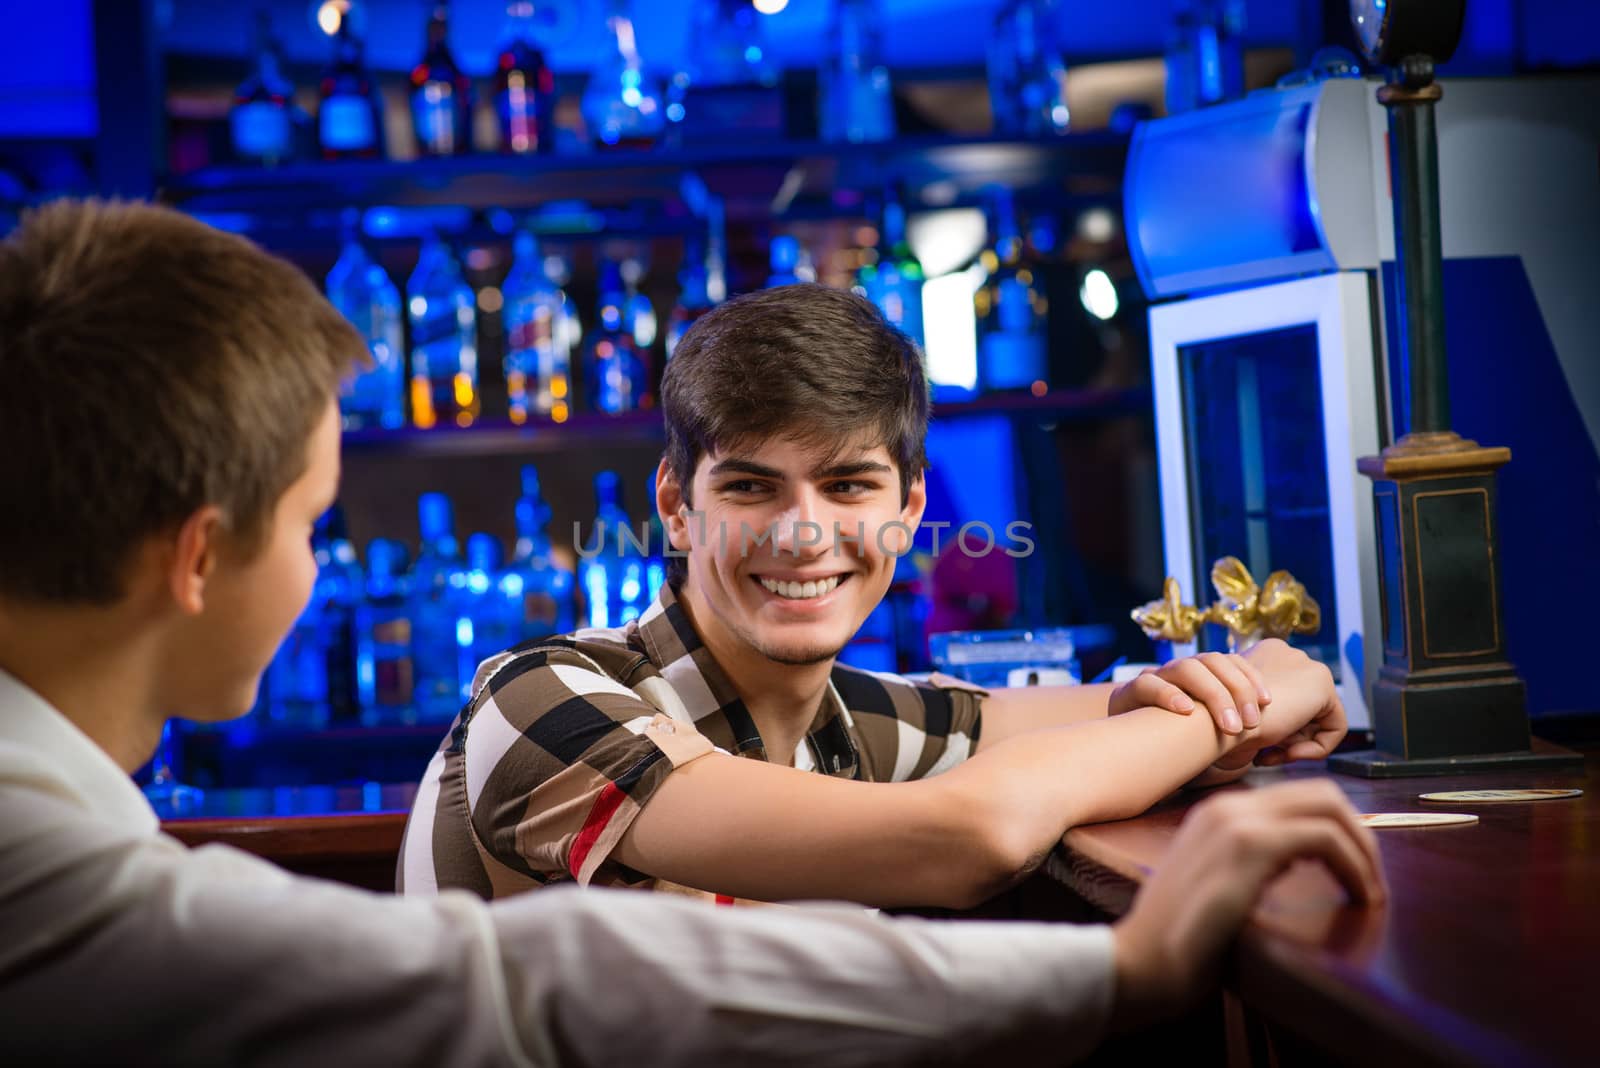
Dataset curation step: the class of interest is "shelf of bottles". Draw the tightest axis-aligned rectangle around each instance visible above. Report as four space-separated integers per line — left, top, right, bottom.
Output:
179 0 1148 763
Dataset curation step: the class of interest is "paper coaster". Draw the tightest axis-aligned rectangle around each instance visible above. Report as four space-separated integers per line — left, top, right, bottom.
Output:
1360 812 1479 828
1417 788 1583 803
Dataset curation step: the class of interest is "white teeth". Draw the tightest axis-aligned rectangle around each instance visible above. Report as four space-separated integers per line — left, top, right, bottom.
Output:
760 575 842 600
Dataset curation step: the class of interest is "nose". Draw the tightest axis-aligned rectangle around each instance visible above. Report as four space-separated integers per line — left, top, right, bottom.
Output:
769 488 829 560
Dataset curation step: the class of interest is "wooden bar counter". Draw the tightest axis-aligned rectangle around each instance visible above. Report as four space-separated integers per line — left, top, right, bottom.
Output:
1045 750 1599 1068
161 782 417 892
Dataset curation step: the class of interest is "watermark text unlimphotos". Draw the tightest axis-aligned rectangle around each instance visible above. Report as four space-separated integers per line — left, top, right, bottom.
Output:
574 516 1035 560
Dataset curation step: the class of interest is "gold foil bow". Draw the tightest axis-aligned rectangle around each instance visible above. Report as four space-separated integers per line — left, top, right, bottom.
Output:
1131 557 1321 651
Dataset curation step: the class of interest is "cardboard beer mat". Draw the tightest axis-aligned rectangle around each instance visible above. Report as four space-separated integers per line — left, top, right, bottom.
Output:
1359 812 1479 828
1417 788 1583 803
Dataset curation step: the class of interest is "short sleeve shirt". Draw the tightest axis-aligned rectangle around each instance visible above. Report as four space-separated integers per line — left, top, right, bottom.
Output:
398 581 985 904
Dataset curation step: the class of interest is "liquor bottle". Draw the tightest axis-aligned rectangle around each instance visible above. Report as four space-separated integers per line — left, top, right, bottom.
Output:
585 260 649 414
453 533 512 703
318 14 386 159
356 538 415 726
410 493 466 721
320 531 364 724
231 11 299 166
620 256 657 352
410 0 473 156
406 231 479 429
665 234 714 361
265 526 334 731
986 0 1070 137
1165 0 1246 115
819 0 895 144
327 215 405 430
975 187 1048 392
580 471 651 628
508 464 577 638
860 194 925 347
544 250 584 384
493 1 557 154
581 0 666 148
502 230 569 425
766 235 805 288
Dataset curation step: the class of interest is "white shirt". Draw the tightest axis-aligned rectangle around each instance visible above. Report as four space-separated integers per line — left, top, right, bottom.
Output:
0 668 1115 1066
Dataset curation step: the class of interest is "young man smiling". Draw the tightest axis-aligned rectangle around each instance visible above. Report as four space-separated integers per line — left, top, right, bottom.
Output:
401 284 1352 910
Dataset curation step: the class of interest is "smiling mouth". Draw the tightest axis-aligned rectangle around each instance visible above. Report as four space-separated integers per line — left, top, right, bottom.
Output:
755 574 848 601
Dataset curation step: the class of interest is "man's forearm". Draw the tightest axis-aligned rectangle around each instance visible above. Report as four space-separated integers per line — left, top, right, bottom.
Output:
977 682 1118 748
944 702 1249 855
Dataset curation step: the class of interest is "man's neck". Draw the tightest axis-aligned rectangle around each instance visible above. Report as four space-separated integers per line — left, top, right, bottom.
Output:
0 601 169 774
676 583 835 768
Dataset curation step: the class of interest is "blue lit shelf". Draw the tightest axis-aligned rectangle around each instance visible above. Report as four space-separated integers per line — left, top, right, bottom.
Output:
339 387 1150 458
159 132 1128 221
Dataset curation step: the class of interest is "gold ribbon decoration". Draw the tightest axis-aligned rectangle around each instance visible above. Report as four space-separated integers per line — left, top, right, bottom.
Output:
1131 557 1322 651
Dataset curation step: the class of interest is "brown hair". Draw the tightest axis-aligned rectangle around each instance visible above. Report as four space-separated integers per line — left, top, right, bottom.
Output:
0 199 365 604
659 284 930 588
661 283 930 507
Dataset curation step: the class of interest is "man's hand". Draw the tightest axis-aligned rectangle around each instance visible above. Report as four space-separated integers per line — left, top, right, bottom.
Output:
1110 779 1386 1030
1109 652 1272 735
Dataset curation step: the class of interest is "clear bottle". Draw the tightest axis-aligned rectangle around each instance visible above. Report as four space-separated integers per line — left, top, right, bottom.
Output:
231 11 299 166
544 250 584 387
410 493 466 721
819 0 895 144
975 187 1048 392
410 0 474 156
581 0 666 148
327 214 405 430
860 195 925 347
665 234 714 361
585 260 649 414
318 13 386 159
356 538 415 726
406 231 479 429
580 471 651 628
493 1 557 154
508 464 577 638
620 256 658 352
502 230 569 425
986 0 1070 137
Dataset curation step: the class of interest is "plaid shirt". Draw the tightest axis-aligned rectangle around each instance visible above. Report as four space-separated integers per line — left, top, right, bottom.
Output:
398 582 985 904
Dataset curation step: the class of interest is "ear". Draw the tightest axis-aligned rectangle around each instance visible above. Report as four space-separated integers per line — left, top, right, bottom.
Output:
899 471 928 536
656 458 694 555
167 506 227 615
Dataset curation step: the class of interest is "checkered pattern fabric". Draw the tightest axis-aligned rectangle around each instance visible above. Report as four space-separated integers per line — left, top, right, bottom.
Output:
397 582 984 903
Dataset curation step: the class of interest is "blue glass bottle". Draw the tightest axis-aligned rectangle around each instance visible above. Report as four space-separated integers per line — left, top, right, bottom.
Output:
502 230 570 425
766 235 805 288
265 550 333 731
986 0 1071 137
318 13 385 159
581 0 666 148
410 1 473 156
231 11 299 166
819 0 895 144
356 538 415 726
977 187 1047 392
321 534 364 723
509 464 577 639
585 260 649 414
406 232 479 429
580 471 650 628
410 493 466 721
328 216 405 430
665 234 714 362
454 533 514 703
861 196 925 348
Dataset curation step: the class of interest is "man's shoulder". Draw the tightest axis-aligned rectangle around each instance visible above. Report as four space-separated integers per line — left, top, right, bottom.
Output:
829 663 985 728
472 629 656 708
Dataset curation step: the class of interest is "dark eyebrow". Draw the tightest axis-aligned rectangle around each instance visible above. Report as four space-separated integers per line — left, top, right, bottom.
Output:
708 459 786 480
814 460 893 480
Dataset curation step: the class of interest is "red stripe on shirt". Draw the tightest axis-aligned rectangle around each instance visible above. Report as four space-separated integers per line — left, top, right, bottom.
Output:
714 894 735 906
568 782 628 879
